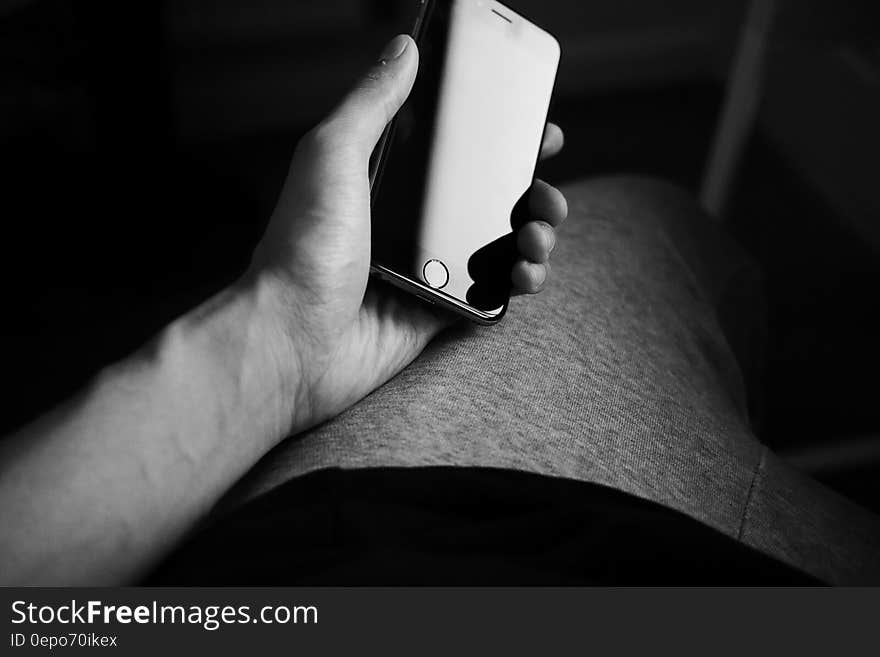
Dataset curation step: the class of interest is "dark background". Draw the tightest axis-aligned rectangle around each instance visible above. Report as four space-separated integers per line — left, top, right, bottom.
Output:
1 0 878 510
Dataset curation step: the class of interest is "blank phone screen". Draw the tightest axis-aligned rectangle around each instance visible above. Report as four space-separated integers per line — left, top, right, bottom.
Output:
370 0 559 319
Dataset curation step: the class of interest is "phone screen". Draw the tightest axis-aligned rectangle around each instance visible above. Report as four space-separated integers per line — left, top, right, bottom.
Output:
370 0 560 322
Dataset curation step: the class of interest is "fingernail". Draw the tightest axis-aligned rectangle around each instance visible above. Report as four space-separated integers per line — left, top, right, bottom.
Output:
537 266 548 287
379 35 409 65
546 226 557 254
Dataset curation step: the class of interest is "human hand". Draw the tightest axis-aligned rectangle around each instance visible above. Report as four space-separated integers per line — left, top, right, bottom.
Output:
251 34 568 435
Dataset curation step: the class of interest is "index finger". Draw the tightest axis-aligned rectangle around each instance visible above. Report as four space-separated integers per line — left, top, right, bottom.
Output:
539 123 564 160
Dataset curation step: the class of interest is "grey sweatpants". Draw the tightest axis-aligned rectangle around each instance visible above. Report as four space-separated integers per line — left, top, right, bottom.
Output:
231 177 880 584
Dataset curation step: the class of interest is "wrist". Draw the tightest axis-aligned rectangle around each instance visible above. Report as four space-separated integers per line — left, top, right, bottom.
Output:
163 270 309 454
236 271 311 438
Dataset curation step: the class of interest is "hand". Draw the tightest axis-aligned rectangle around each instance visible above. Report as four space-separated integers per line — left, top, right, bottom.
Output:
252 34 568 434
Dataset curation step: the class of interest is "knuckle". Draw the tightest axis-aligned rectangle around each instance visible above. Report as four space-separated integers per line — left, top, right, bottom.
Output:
299 122 334 155
298 119 356 160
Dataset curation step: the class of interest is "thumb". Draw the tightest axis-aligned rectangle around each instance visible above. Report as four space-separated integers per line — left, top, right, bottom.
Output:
329 34 419 155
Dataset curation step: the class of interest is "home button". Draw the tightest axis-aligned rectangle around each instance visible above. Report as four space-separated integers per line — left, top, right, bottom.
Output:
423 259 449 289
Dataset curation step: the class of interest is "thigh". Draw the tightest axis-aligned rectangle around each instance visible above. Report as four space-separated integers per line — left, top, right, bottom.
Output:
226 175 880 583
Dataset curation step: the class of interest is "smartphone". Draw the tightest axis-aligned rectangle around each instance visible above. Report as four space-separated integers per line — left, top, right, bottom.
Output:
369 0 560 324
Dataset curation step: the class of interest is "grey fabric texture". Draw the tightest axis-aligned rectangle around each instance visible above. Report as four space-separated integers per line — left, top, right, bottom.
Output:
229 176 880 584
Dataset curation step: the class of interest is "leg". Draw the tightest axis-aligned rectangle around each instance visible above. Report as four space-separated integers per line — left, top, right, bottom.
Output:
227 176 880 584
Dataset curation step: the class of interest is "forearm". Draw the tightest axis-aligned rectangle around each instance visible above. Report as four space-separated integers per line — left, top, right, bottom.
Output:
0 274 300 585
